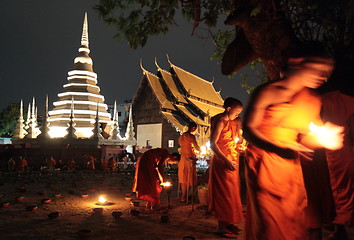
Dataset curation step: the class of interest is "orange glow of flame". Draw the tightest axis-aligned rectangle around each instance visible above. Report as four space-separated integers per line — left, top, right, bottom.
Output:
309 122 328 136
200 146 207 155
98 196 107 203
161 182 172 187
309 122 344 150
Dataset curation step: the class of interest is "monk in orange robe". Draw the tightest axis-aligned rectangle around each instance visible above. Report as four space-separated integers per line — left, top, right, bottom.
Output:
178 122 200 202
243 52 343 240
86 155 95 170
321 90 354 239
132 148 177 209
209 97 244 238
16 156 28 173
47 156 56 171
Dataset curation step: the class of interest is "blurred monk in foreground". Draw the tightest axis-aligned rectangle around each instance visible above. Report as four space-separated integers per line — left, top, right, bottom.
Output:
243 45 344 240
132 148 177 210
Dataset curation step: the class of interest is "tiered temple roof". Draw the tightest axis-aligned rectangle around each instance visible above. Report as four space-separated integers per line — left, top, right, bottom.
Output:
47 13 112 138
135 58 224 138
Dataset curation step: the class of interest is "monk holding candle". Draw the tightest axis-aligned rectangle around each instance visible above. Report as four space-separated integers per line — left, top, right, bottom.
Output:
209 97 244 238
321 89 354 239
243 45 344 240
132 148 177 210
178 122 200 203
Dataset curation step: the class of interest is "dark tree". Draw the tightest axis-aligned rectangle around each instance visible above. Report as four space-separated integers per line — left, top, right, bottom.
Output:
94 0 354 90
0 103 20 137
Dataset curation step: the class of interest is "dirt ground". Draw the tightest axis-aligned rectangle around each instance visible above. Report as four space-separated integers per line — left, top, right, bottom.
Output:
0 171 352 240
0 171 244 240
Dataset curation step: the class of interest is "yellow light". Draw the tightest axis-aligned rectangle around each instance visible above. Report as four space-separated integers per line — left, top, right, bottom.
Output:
98 196 107 204
309 122 343 150
161 182 172 187
48 109 111 118
57 92 105 100
68 70 97 78
200 146 207 155
48 126 95 138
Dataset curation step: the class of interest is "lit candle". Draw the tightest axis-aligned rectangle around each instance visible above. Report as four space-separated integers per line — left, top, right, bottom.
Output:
309 122 344 150
200 146 207 156
161 182 172 187
98 195 107 204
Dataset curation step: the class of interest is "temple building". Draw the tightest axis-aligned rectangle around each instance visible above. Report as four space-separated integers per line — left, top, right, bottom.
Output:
47 13 112 139
9 13 135 165
132 58 224 153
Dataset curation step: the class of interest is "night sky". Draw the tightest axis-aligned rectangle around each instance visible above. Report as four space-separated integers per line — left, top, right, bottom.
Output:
0 0 253 114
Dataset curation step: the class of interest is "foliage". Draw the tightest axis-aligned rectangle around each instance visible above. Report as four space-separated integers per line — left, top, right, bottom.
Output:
94 0 354 88
0 103 20 137
240 60 269 94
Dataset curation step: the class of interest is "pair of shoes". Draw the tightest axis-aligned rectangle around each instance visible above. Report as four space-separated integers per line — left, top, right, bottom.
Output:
226 225 241 234
214 231 238 239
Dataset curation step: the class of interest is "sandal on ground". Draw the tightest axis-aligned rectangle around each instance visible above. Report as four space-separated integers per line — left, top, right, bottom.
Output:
226 225 241 234
214 231 238 239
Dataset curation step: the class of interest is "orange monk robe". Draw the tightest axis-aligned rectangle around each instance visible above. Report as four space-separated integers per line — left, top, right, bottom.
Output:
178 132 199 187
86 155 95 170
208 118 244 224
102 159 109 171
17 158 28 173
322 91 354 226
245 89 321 240
132 148 170 204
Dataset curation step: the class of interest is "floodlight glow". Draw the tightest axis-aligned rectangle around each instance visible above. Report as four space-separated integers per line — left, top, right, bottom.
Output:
68 70 97 78
78 47 90 53
64 83 100 90
48 126 95 138
57 92 104 100
47 117 112 125
74 56 93 65
49 109 111 117
53 100 107 109
67 75 97 83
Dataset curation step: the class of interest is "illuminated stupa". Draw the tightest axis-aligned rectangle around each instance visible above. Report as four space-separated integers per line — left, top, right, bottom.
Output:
48 13 112 138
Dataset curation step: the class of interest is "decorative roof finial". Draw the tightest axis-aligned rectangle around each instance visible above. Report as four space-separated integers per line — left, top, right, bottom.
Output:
81 12 89 48
12 100 27 140
37 95 51 140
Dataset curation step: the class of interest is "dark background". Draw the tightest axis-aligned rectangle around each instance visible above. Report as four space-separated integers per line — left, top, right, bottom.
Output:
0 0 253 114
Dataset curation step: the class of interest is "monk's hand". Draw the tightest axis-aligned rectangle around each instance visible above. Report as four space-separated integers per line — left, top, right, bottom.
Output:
225 160 236 171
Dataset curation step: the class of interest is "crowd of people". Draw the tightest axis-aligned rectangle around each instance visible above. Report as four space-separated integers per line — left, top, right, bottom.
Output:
1 151 138 173
132 44 353 240
0 43 352 240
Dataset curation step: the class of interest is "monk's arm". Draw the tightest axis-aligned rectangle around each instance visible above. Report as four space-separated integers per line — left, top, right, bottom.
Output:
210 119 236 171
243 87 295 157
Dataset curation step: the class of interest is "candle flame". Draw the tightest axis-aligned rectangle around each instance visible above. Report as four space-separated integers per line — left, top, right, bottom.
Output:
200 146 207 155
98 196 107 203
309 122 344 150
161 182 172 187
309 122 326 136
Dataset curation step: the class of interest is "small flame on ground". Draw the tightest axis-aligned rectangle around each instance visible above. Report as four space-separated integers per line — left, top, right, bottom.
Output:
98 196 107 203
162 182 172 187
